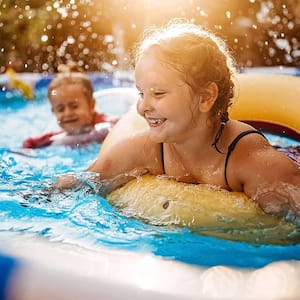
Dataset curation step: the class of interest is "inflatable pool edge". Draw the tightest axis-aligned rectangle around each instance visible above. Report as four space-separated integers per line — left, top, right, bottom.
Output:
1 232 300 300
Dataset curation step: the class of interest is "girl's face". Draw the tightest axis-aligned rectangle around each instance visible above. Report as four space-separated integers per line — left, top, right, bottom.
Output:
135 50 200 144
49 83 95 134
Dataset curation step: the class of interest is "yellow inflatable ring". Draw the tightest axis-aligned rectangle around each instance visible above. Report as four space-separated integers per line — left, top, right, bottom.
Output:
230 73 300 141
107 175 299 245
103 73 300 245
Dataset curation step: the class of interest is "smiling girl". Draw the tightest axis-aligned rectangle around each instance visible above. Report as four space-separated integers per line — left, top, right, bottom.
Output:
53 20 300 219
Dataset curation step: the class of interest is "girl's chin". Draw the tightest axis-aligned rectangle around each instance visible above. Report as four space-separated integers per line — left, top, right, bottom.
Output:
150 131 179 144
149 131 167 143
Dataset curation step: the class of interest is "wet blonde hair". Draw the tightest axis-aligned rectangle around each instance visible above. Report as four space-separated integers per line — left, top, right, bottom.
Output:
48 62 94 101
134 19 236 119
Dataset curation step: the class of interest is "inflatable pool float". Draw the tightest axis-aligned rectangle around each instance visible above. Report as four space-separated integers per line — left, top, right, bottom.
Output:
107 175 299 245
5 68 35 100
230 73 300 140
50 122 112 147
104 73 300 245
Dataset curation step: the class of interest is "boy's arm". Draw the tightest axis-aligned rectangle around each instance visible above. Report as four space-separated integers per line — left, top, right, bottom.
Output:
22 132 60 148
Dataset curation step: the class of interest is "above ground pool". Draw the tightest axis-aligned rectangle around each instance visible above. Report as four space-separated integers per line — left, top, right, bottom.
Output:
1 70 300 299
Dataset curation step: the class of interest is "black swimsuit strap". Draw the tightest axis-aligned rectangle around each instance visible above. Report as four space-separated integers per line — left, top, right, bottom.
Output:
161 131 266 189
224 130 266 191
161 143 165 173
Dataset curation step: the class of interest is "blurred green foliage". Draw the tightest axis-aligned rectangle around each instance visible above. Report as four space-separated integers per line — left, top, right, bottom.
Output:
0 0 299 73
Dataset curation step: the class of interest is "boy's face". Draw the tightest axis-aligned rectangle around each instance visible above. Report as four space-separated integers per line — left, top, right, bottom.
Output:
49 83 95 134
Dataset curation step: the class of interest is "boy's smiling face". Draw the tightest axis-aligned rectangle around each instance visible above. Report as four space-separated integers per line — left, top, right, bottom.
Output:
50 83 95 135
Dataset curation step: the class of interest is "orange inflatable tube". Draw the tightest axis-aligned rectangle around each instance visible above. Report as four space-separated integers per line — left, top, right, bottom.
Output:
230 73 300 141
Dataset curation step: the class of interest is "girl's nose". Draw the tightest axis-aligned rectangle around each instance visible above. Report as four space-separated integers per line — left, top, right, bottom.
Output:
137 93 153 115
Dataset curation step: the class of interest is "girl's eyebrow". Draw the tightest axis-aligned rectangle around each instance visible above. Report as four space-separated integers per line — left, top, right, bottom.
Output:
135 86 164 92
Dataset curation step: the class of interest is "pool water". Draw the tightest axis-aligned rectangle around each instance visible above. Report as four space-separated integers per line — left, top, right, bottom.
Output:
1 75 300 269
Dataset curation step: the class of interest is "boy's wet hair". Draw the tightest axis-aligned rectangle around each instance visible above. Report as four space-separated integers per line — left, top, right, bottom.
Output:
134 19 236 118
48 62 94 100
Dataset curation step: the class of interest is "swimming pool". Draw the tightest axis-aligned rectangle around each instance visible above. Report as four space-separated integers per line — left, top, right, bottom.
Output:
1 72 300 299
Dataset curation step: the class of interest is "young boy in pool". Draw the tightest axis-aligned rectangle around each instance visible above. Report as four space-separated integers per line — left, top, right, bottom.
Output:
22 63 118 149
57 20 300 219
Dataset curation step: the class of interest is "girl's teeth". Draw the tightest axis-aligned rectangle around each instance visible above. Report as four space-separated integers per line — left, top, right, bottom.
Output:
150 119 162 124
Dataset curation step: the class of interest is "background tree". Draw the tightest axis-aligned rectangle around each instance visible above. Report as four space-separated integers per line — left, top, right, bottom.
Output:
0 0 299 73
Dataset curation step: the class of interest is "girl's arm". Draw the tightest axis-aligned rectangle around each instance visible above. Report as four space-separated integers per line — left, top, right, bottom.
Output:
231 135 300 218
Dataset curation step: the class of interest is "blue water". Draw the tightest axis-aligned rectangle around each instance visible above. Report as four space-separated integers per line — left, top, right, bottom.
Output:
1 74 300 269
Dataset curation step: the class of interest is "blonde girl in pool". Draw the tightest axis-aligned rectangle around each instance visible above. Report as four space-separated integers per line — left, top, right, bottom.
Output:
59 20 300 219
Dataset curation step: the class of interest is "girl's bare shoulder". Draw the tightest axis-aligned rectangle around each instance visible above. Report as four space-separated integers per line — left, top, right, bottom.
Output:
225 120 274 163
88 109 162 177
226 120 299 194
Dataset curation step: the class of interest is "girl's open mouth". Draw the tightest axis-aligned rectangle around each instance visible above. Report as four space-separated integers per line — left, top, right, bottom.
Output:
148 117 166 127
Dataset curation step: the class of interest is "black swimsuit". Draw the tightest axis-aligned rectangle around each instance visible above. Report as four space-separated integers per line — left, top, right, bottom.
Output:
160 130 266 191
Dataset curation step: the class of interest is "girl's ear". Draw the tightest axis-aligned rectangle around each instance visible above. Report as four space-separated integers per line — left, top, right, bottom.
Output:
198 82 218 112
